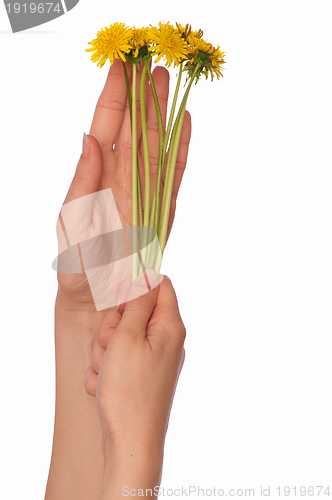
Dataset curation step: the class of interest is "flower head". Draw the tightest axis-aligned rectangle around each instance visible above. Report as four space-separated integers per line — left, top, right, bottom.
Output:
128 27 150 58
148 22 188 67
86 22 132 67
185 34 226 81
175 22 204 42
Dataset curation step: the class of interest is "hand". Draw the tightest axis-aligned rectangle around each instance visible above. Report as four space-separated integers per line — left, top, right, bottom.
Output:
84 272 186 494
46 61 190 500
57 60 191 308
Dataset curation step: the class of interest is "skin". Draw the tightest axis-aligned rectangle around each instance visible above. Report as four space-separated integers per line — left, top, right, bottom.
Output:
85 271 186 499
45 59 191 500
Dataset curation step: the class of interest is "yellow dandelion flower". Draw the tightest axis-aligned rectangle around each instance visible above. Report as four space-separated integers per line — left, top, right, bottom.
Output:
86 22 132 67
186 33 226 81
175 22 192 39
128 27 150 58
175 22 204 42
148 21 188 67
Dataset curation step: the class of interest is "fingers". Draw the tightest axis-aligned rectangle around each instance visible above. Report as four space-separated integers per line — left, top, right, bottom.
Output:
92 307 121 372
84 307 121 398
168 110 191 194
119 269 161 334
90 59 131 151
91 333 106 374
63 134 103 205
116 276 132 314
84 366 98 397
98 307 122 349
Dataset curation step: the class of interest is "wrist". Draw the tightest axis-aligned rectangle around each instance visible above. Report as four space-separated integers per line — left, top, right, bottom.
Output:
104 433 164 466
102 437 163 496
56 285 104 316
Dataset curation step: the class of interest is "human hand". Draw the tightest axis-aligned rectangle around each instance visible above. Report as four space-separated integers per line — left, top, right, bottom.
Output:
84 272 186 492
57 60 191 308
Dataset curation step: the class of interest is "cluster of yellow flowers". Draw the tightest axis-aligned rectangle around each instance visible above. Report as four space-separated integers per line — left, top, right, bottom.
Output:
87 22 226 81
86 22 226 278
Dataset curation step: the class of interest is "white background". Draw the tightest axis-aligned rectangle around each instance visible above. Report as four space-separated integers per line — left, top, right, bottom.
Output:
1 1 332 498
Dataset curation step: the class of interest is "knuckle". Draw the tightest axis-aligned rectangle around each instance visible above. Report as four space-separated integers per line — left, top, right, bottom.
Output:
171 317 186 345
98 329 105 344
147 122 160 133
98 311 121 345
96 97 125 113
85 377 96 397
157 92 168 103
98 328 110 347
147 154 158 167
95 358 101 373
129 298 152 315
92 350 102 372
177 324 186 343
84 368 96 397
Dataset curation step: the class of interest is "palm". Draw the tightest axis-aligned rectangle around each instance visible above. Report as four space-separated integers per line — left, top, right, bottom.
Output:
58 60 191 307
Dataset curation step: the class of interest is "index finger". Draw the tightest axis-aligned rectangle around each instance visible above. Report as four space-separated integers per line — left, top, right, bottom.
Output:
90 59 131 151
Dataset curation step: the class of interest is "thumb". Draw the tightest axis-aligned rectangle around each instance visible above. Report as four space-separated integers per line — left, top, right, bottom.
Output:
119 269 163 334
63 134 103 204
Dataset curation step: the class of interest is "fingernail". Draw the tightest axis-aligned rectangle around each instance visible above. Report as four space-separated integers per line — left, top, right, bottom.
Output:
116 293 125 314
82 133 90 157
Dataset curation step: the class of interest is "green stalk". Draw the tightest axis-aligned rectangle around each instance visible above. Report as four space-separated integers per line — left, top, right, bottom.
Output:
139 64 150 271
159 63 183 219
154 66 199 275
160 67 196 223
143 61 165 269
146 195 157 268
163 62 183 163
122 60 132 111
131 63 138 281
122 61 143 229
145 61 164 234
137 161 144 229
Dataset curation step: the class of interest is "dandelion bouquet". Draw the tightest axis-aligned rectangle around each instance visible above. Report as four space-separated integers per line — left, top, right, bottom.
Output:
87 22 225 281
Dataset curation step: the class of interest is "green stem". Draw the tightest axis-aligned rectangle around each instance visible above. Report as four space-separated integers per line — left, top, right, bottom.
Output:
137 164 144 229
145 61 164 234
160 67 193 224
155 66 199 275
163 62 183 163
140 64 150 229
122 60 132 112
139 64 150 270
131 63 138 281
122 61 143 230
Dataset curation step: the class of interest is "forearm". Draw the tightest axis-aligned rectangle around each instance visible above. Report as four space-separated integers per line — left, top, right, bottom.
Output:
101 442 164 500
45 291 106 500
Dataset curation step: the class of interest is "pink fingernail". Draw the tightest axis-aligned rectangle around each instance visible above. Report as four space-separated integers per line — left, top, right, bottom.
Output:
82 133 90 157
